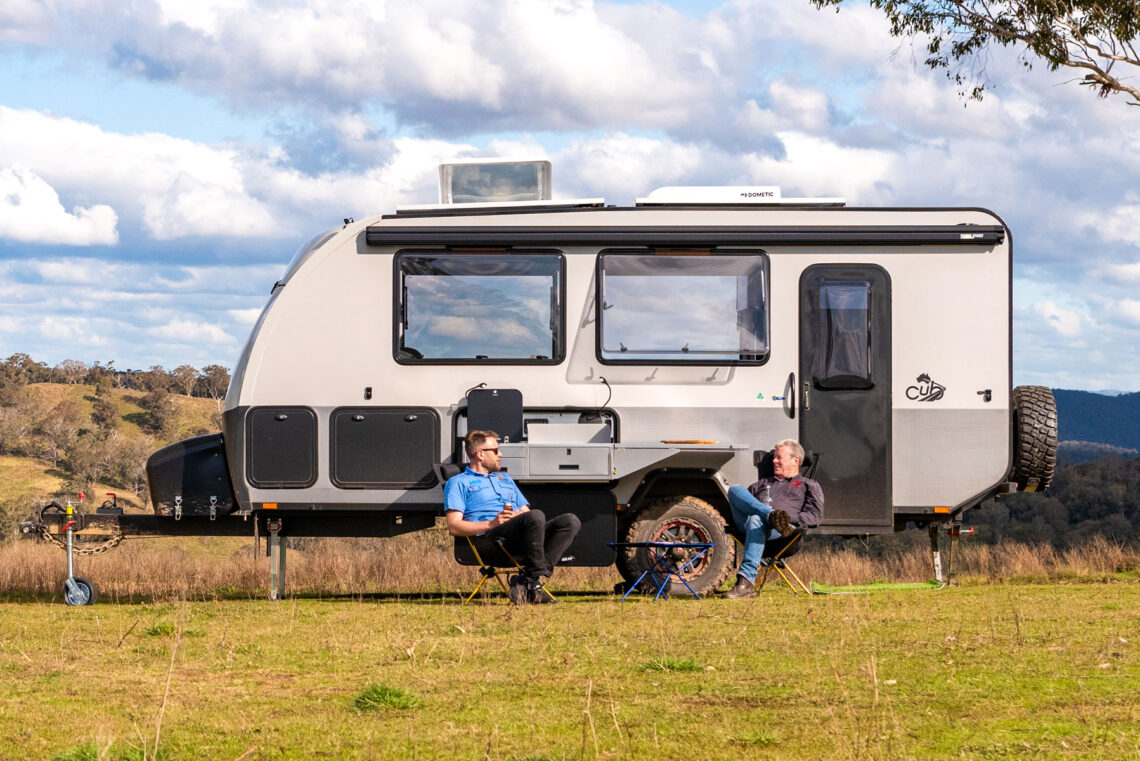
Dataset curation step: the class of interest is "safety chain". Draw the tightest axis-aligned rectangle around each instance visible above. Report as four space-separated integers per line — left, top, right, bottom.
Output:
39 522 125 555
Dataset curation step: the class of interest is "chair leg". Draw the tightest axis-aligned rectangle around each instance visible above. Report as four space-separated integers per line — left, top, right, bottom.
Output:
464 571 493 605
756 561 775 591
492 569 513 596
772 561 812 595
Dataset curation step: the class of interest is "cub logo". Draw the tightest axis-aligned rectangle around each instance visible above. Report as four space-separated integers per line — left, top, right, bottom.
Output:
906 373 945 402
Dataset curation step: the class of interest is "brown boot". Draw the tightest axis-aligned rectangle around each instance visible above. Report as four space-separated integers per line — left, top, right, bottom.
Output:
769 509 793 537
722 575 755 599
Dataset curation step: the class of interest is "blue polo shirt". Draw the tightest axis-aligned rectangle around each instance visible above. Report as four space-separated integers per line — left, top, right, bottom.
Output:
444 467 529 524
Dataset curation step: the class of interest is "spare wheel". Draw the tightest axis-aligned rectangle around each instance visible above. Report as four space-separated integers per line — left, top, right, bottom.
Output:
1010 385 1058 492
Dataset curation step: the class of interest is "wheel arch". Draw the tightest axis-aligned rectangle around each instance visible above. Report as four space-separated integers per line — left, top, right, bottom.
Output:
623 468 730 527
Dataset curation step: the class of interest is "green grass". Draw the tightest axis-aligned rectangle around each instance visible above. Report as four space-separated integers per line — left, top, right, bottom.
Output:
1 584 1138 760
351 683 420 712
812 579 946 593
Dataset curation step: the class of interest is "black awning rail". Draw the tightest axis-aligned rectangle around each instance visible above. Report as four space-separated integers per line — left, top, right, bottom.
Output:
365 224 1006 248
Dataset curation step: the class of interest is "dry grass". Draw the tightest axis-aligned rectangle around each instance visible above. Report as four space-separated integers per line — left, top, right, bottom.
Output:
796 534 1140 587
2 525 1136 603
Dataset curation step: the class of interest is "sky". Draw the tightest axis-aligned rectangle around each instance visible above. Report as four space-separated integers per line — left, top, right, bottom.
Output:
1 0 1138 390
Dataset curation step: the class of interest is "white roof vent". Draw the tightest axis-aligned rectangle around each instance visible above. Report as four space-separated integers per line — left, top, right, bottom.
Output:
439 159 552 204
636 186 845 207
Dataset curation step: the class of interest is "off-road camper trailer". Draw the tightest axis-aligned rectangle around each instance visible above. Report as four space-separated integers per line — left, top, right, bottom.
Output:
137 159 1056 596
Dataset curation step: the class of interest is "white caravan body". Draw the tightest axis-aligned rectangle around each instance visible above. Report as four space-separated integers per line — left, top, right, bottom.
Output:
145 167 1056 591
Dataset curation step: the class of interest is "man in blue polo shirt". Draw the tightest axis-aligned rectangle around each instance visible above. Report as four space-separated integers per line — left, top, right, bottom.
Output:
445 429 581 604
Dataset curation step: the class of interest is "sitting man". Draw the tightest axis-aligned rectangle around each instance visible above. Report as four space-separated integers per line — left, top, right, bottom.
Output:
445 429 581 604
723 439 824 599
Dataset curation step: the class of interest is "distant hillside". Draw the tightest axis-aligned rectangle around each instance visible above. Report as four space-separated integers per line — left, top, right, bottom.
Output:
1058 440 1140 465
0 383 219 534
1052 389 1140 450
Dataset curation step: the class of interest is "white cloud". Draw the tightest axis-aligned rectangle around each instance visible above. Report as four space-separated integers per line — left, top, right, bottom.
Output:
148 318 235 345
39 315 107 345
154 0 248 35
0 165 118 245
0 107 281 240
142 172 276 240
1033 300 1083 339
1078 201 1140 247
1110 300 1140 327
1102 261 1140 284
557 132 704 201
226 308 262 325
742 132 896 202
0 0 53 43
9 0 729 130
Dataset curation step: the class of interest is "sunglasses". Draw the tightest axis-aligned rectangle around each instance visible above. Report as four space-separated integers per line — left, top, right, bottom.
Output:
479 447 500 454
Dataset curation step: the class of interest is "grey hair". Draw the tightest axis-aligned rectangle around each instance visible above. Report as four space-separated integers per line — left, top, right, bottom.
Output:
774 439 804 462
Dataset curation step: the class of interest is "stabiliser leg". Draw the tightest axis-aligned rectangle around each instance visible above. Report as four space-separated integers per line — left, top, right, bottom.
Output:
267 518 286 601
929 521 967 588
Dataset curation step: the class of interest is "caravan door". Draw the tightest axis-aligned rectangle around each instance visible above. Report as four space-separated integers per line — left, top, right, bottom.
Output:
798 265 892 533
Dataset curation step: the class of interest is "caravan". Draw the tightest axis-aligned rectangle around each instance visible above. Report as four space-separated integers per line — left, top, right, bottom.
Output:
144 159 1057 595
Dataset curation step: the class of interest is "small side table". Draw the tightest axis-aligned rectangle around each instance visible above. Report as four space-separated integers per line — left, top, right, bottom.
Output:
609 541 715 600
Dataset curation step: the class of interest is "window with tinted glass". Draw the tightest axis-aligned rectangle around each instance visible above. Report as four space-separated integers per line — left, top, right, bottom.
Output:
813 280 873 389
597 251 769 364
395 252 563 363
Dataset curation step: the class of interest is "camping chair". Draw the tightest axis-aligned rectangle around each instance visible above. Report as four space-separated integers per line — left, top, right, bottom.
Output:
457 534 527 605
436 461 548 605
737 449 823 595
755 529 812 594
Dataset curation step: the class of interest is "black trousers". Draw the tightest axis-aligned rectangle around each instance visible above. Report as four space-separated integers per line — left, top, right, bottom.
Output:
474 509 581 580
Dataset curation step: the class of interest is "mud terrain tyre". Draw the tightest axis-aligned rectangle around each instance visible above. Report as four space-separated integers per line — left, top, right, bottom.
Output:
1011 385 1058 492
616 496 735 596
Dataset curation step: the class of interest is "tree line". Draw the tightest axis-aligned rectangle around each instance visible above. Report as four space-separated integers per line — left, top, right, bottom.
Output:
0 354 231 531
0 353 230 404
972 453 1140 547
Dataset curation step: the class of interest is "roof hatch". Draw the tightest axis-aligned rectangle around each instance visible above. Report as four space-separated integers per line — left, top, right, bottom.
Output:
439 159 553 204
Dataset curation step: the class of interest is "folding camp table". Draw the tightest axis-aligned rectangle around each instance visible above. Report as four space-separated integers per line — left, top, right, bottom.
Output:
609 541 715 600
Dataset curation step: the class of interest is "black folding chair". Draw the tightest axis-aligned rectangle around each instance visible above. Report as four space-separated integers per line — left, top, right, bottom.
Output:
456 535 527 605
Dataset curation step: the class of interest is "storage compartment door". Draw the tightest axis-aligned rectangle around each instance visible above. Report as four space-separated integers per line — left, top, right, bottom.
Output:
331 407 440 488
247 407 318 488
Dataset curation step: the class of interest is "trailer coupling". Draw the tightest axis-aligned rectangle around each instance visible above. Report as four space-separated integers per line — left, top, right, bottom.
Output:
20 498 126 556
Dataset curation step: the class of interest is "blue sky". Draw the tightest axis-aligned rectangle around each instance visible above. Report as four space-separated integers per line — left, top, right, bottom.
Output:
1 0 1138 389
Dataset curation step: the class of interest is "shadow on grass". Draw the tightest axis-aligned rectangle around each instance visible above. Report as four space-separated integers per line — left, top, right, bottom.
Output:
0 589 623 605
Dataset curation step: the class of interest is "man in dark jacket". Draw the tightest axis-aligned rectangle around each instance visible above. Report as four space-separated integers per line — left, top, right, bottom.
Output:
722 439 823 599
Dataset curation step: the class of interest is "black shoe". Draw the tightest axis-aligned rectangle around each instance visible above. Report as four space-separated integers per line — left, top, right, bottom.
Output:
722 575 755 599
508 574 529 605
769 509 793 537
529 580 557 604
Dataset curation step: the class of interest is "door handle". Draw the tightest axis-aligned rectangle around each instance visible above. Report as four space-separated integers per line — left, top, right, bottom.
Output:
783 372 796 419
802 382 811 412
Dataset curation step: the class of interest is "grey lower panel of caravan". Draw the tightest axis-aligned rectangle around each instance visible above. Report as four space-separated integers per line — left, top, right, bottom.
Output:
892 408 1010 508
233 404 794 509
231 404 1009 522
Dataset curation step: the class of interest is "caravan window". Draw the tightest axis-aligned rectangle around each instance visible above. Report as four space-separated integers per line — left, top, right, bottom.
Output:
395 252 563 364
597 251 769 364
813 280 873 389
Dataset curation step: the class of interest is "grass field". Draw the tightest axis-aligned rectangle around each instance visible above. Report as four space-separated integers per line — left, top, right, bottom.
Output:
1 535 1138 760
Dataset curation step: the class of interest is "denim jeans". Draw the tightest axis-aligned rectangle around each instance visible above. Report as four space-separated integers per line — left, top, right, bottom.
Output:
727 485 782 583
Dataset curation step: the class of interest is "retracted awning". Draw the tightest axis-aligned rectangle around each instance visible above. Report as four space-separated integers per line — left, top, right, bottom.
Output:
365 224 1006 248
